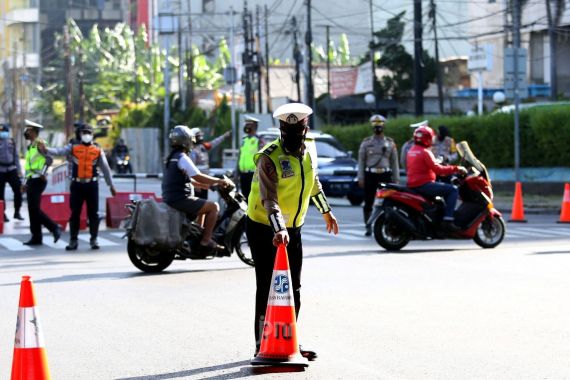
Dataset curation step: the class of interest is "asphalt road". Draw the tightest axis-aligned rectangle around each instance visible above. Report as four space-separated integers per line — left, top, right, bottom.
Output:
0 197 569 379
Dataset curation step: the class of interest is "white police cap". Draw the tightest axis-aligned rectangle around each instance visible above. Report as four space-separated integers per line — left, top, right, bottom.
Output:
24 119 44 129
410 120 429 128
244 115 260 123
369 114 386 124
273 103 313 124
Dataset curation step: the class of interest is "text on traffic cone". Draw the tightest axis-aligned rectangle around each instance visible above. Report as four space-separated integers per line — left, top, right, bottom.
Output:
11 276 51 380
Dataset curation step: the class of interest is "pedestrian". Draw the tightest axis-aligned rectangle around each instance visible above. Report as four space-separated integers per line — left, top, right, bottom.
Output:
246 103 339 360
162 125 233 254
0 123 24 222
21 120 61 246
41 123 116 250
432 125 458 164
358 114 399 236
236 116 263 200
189 128 231 199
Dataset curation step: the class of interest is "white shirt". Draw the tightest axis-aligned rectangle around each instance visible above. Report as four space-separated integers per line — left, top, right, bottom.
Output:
177 153 200 178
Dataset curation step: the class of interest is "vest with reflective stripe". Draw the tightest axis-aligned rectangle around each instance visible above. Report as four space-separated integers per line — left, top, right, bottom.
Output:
247 139 316 228
239 136 259 172
24 140 46 178
71 143 101 179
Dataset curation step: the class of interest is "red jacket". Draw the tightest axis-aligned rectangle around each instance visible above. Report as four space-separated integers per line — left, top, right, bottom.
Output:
406 144 458 188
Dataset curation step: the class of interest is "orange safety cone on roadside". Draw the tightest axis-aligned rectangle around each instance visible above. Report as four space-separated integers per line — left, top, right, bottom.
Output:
11 276 51 380
509 181 527 223
251 244 308 367
558 183 570 224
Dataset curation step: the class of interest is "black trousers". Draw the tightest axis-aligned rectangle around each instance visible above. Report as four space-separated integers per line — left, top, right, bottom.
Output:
246 217 303 349
363 171 393 214
69 181 99 240
0 169 22 213
240 172 254 201
26 178 58 240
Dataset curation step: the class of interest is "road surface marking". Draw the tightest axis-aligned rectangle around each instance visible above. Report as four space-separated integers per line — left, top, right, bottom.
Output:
0 238 33 251
109 232 126 239
78 235 119 247
43 240 69 249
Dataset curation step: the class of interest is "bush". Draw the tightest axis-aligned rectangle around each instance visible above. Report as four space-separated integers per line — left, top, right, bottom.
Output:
322 105 570 168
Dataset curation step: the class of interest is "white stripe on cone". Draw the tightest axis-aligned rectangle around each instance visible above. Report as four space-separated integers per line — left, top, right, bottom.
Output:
267 270 294 307
14 307 46 349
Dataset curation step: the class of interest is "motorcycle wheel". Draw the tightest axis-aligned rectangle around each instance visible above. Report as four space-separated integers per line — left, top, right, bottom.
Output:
127 239 175 272
473 215 505 249
233 225 254 267
373 213 410 251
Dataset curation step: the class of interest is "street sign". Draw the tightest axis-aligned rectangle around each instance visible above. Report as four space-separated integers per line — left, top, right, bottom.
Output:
223 67 237 84
504 47 527 99
468 45 493 72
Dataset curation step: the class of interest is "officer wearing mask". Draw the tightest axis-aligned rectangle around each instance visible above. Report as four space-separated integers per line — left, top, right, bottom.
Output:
42 123 116 250
162 125 233 254
22 120 61 245
246 103 339 360
189 127 231 199
236 116 262 200
431 125 458 164
358 114 399 236
400 122 421 173
0 123 24 222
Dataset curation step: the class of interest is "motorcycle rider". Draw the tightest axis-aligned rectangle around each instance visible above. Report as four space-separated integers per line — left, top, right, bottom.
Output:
406 122 467 231
358 114 399 236
112 138 132 173
0 123 24 222
162 125 233 254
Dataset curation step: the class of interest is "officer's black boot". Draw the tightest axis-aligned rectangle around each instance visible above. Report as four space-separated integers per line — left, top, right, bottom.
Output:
364 210 372 236
3 213 9 222
13 211 24 221
66 239 78 251
90 238 100 250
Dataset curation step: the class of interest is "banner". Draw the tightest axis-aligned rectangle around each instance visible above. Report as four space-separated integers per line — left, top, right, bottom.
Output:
331 62 373 98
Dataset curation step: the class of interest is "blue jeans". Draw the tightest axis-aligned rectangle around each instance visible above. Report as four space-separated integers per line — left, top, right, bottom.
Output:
413 182 459 220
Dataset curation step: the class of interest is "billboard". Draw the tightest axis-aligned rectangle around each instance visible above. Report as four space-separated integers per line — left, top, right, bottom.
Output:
331 62 373 98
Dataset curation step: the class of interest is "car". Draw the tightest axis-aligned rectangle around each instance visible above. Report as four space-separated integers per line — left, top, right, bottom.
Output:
258 128 364 205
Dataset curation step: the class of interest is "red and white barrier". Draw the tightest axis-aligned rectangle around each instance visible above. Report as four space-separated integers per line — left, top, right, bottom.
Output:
105 192 158 228
40 193 87 231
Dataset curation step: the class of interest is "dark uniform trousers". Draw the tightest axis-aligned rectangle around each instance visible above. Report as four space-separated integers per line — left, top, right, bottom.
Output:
26 178 58 240
246 217 303 349
363 171 393 217
240 172 254 200
69 181 99 240
0 169 22 212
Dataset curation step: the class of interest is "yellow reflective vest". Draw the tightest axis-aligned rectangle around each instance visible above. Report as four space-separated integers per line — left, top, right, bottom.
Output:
24 139 46 178
247 139 317 228
238 136 259 172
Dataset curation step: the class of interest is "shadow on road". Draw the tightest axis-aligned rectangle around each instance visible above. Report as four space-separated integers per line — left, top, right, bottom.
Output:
531 250 570 255
114 359 268 379
305 247 472 259
0 267 251 286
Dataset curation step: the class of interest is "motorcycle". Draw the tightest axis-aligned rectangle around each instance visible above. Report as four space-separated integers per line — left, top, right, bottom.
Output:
369 141 505 250
116 153 131 174
126 179 253 272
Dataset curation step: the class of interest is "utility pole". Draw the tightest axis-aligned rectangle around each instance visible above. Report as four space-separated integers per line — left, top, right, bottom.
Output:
186 0 194 109
513 0 521 182
413 0 424 116
243 2 253 112
229 6 236 150
369 0 379 113
546 0 557 100
64 25 74 139
78 47 85 121
10 43 18 138
429 0 444 114
255 5 262 113
264 4 271 113
322 25 331 124
20 28 27 133
305 0 315 128
291 16 302 103
178 4 186 111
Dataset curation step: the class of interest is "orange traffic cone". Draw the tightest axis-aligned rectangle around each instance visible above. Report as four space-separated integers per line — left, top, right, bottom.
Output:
11 276 51 380
558 183 570 223
251 244 308 367
509 181 527 223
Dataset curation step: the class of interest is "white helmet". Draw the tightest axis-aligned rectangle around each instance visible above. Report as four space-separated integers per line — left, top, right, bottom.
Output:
369 114 386 126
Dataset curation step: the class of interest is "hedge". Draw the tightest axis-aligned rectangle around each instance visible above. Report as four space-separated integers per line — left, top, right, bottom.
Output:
321 105 570 168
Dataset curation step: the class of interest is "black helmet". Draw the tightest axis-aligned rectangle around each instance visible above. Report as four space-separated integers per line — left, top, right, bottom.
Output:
169 125 195 150
0 123 10 132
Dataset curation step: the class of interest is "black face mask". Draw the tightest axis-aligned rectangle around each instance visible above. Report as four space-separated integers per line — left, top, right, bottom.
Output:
195 136 204 144
374 126 384 134
24 130 32 140
281 132 305 153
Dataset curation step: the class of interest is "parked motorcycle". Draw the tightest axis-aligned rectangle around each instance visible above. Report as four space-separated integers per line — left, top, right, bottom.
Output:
369 141 505 250
126 179 253 272
116 153 132 174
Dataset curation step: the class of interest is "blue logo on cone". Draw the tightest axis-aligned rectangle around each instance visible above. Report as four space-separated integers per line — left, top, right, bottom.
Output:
273 274 289 294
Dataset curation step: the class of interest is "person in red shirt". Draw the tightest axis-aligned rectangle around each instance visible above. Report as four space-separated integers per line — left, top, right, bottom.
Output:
406 123 467 230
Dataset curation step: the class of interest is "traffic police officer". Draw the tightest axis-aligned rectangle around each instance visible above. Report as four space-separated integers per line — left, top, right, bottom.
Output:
0 123 24 222
43 123 116 250
246 103 339 360
22 120 61 245
189 127 231 199
358 114 399 236
236 116 262 200
432 125 458 164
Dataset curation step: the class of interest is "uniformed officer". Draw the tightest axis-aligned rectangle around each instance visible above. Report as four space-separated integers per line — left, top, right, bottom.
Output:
0 123 24 222
431 125 458 164
42 123 116 250
246 103 339 360
358 114 400 236
236 116 263 200
400 121 424 173
189 127 231 199
21 120 61 246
